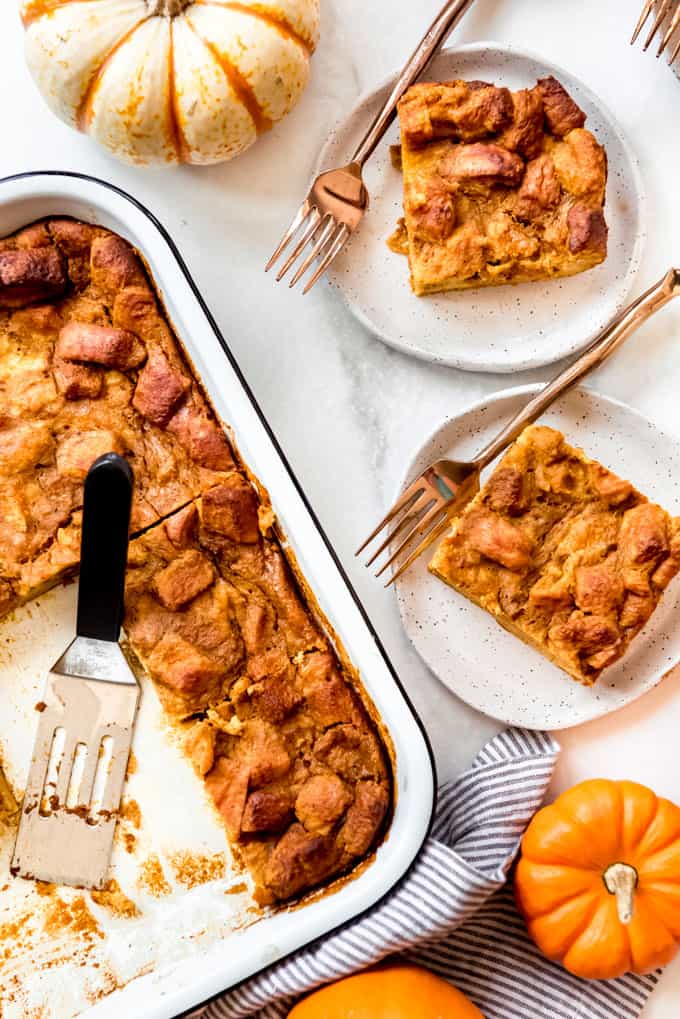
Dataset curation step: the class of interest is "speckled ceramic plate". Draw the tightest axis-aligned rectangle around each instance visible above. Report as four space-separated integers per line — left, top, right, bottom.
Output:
395 385 680 729
320 43 646 372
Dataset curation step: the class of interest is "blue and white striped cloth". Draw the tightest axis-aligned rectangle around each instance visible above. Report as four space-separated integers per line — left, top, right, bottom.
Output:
203 728 659 1019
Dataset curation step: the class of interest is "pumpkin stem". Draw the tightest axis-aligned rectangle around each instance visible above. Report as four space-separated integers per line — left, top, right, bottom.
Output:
603 862 638 925
146 0 191 15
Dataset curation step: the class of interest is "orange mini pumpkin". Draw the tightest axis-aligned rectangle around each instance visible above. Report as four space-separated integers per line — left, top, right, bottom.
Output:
516 778 680 979
288 964 484 1018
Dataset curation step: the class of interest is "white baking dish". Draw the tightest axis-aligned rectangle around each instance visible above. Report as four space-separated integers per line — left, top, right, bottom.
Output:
0 172 435 1019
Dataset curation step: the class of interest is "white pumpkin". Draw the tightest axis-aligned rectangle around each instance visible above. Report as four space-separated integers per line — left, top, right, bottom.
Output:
20 0 319 165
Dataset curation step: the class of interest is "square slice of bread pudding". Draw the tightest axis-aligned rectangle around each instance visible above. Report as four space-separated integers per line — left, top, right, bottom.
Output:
429 426 680 685
392 77 608 295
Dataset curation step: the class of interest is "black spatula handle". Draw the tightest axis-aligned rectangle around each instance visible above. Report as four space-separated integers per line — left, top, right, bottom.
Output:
77 453 134 643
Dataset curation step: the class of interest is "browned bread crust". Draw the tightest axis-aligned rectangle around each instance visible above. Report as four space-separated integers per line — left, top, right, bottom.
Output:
0 219 233 611
394 76 608 295
429 426 680 685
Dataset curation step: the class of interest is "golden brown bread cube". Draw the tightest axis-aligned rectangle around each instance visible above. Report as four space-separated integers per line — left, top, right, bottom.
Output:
393 76 608 295
429 425 680 684
0 247 67 307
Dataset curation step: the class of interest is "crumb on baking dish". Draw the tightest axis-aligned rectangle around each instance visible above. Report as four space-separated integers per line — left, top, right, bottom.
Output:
90 879 141 920
225 881 249 895
43 894 103 943
137 854 172 898
121 798 141 829
168 851 226 889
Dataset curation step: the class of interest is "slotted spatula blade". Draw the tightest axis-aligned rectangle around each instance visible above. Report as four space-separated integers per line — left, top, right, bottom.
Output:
11 453 139 889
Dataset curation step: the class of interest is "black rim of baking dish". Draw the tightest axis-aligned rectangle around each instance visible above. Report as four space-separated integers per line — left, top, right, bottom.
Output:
0 170 438 1018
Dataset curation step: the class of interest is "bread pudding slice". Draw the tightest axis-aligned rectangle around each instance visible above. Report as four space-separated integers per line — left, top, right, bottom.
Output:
429 426 680 684
125 493 390 903
393 77 608 296
0 219 233 618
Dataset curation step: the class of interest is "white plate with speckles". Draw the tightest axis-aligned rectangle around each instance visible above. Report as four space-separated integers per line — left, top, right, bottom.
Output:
320 43 646 372
395 385 680 729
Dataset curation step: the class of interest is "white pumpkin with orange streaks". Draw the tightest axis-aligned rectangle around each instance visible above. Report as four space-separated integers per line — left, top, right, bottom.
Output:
20 0 319 165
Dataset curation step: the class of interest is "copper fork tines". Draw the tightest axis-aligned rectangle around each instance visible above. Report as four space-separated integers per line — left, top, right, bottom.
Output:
265 0 479 293
265 164 366 294
355 462 477 587
631 0 680 64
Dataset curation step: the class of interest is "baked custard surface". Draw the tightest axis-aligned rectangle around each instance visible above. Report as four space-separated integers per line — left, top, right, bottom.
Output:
394 77 608 295
0 218 390 903
0 218 232 615
429 425 680 685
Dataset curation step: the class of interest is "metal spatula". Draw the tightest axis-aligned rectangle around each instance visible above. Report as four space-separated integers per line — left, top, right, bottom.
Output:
12 453 140 889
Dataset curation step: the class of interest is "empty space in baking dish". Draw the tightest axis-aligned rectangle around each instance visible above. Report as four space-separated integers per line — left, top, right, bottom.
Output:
0 584 262 1016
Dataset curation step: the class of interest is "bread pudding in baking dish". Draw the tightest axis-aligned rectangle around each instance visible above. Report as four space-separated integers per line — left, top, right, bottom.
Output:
430 426 680 685
0 218 391 903
391 76 608 296
0 218 233 615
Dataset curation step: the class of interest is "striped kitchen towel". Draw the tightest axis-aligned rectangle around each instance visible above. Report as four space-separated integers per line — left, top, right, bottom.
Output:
203 728 660 1019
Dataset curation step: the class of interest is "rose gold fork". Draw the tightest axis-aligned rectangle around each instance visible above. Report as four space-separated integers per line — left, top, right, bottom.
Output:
631 0 680 64
265 0 477 294
357 269 680 586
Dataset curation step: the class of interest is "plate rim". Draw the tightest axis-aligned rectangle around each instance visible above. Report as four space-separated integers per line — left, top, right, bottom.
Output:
321 40 647 372
395 382 680 730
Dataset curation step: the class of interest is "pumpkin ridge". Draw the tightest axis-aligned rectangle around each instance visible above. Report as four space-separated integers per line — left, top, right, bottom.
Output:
521 886 601 923
524 802 609 870
552 791 626 866
621 783 661 858
192 0 314 54
627 892 674 972
615 777 625 850
525 887 600 924
561 894 632 976
21 0 97 29
75 15 151 132
183 14 271 134
166 21 192 163
626 795 680 861
642 879 680 896
636 831 680 872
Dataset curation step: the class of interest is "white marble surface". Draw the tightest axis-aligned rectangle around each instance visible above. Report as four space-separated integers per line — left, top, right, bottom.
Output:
2 0 680 1013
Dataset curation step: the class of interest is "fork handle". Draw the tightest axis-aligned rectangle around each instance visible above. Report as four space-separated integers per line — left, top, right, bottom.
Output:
77 453 134 644
475 268 680 472
350 0 477 166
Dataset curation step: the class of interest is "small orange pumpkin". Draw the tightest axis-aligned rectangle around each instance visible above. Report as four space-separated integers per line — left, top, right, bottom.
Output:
287 964 484 1018
515 778 680 980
